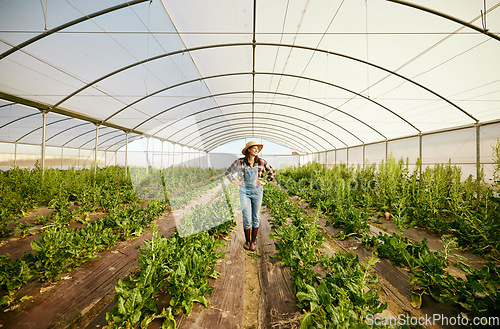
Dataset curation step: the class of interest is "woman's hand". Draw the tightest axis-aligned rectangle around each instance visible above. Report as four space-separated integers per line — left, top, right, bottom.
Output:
236 180 245 186
259 181 267 186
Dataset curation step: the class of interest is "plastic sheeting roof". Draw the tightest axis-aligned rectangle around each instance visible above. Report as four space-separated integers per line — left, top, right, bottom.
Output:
0 0 499 154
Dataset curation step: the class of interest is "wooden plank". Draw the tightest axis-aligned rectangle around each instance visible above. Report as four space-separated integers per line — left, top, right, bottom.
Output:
256 206 300 329
175 217 245 329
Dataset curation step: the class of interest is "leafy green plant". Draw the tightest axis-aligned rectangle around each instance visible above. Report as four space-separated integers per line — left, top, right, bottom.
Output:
263 184 387 327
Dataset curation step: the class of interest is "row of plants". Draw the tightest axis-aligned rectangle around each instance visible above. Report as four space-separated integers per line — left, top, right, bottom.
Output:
0 165 223 313
0 166 132 237
277 148 500 260
129 166 224 207
276 159 500 321
262 183 389 328
0 200 167 311
106 184 239 329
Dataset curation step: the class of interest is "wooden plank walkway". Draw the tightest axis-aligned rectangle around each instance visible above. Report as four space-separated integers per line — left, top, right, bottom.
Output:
256 207 300 329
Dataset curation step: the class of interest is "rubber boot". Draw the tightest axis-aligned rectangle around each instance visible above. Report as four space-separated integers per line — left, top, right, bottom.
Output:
250 226 259 251
244 228 251 250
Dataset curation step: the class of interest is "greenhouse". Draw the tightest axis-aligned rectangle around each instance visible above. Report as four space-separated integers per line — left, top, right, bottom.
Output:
0 0 499 328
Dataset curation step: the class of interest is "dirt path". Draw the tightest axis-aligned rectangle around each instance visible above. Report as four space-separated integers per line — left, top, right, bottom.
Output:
243 249 260 329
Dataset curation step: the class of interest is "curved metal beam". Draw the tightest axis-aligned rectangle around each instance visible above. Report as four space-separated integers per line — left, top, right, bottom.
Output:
154 102 348 148
201 129 311 154
193 129 311 155
183 120 320 153
387 0 500 42
104 133 143 152
107 72 390 138
63 125 121 148
97 132 132 150
46 122 90 143
78 128 121 149
135 90 363 144
15 117 72 143
63 128 96 147
202 130 309 154
0 0 149 60
203 135 281 154
176 113 328 151
51 42 475 126
0 112 40 130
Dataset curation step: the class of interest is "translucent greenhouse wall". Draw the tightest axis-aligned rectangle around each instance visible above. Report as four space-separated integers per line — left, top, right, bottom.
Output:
301 121 500 183
0 121 498 182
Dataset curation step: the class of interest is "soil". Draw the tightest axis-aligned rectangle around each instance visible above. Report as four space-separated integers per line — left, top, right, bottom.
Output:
243 250 260 329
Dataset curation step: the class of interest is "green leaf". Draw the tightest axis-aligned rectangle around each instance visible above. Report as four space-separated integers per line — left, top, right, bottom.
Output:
193 296 210 308
411 291 423 309
300 311 316 329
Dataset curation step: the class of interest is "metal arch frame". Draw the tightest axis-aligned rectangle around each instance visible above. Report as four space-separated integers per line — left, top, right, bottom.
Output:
179 114 326 150
156 102 346 149
200 128 313 154
176 113 330 152
102 71 389 139
63 125 117 148
105 133 144 152
63 128 99 147
196 127 311 154
91 130 129 150
181 119 321 153
0 79 378 148
46 122 90 143
78 128 122 149
0 0 149 60
15 117 72 143
202 130 308 154
48 42 477 127
387 0 500 42
135 90 370 144
0 112 40 131
155 100 349 147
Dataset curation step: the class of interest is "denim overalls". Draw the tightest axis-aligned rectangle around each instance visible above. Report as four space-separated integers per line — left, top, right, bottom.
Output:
239 165 263 229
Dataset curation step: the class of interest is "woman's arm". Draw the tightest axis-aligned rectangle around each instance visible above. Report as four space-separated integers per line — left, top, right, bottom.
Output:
225 159 244 184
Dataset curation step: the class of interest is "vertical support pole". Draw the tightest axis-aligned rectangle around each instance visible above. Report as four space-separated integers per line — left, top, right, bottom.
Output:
362 144 366 169
94 124 99 177
335 149 337 165
146 136 149 174
346 147 349 167
476 123 481 181
419 133 423 176
385 139 389 163
167 142 170 167
115 150 117 167
125 131 129 176
78 148 81 168
161 140 164 171
14 142 18 167
173 144 176 167
61 146 64 169
181 145 184 166
41 110 47 177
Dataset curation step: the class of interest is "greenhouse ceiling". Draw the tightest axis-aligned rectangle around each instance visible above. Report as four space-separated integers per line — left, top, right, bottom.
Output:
0 0 499 155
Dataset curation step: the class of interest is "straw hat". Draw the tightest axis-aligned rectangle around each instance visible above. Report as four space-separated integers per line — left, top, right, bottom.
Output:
242 141 263 155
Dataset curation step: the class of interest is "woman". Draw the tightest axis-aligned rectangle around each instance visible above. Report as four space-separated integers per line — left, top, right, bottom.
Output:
225 141 276 251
